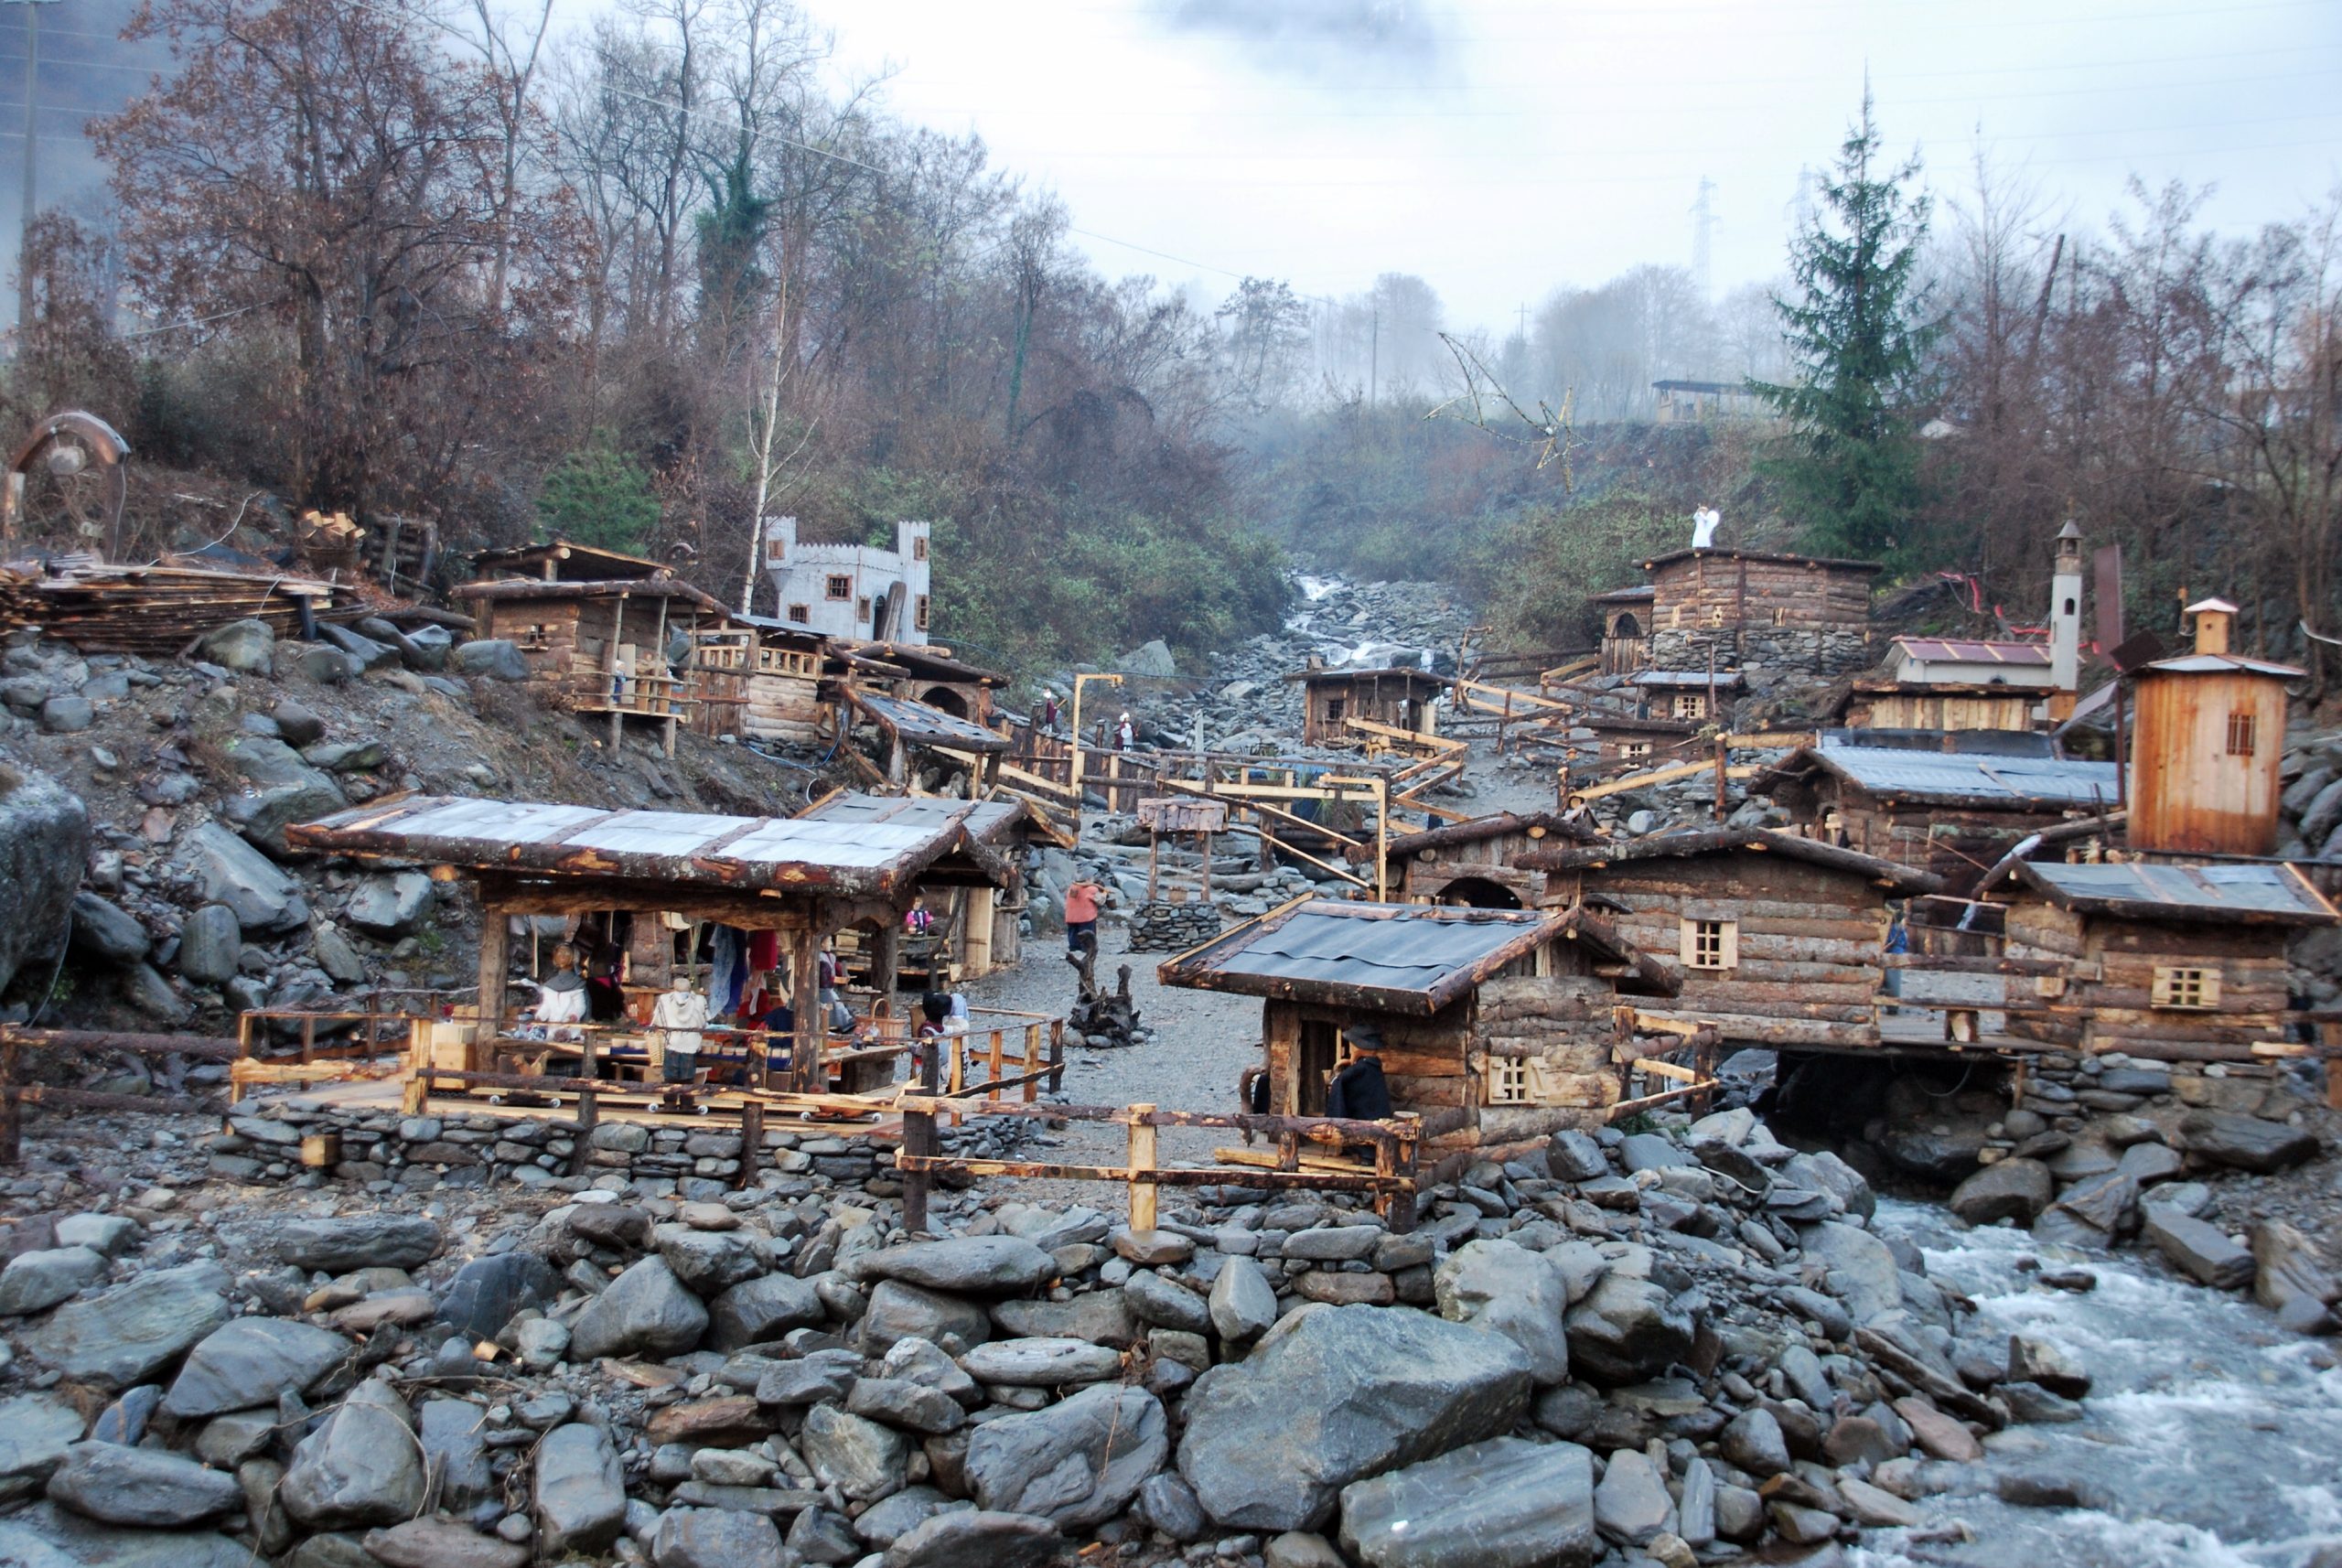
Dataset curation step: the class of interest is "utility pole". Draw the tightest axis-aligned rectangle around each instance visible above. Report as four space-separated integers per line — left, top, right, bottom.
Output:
4 0 55 341
1690 176 1716 301
1368 301 1379 406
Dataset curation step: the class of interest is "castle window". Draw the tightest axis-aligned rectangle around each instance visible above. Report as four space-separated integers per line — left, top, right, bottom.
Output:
766 535 786 563
1487 1057 1531 1105
915 595 931 631
824 575 852 600
912 536 929 562
1680 917 1738 971
787 603 810 624
2226 711 2257 757
857 597 872 622
2152 966 2220 1011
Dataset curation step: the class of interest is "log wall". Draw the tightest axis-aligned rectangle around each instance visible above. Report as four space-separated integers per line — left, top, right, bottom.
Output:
2004 898 2297 1057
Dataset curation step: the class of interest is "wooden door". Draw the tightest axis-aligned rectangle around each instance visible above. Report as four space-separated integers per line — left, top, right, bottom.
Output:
1298 1019 1338 1115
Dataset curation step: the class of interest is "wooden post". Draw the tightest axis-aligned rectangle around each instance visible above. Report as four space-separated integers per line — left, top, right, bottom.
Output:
300 1014 317 1067
903 1035 941 1232
1126 1102 1158 1231
1713 734 1727 823
791 929 827 1094
1048 1018 1065 1093
1146 832 1161 902
231 1011 253 1107
477 917 511 1051
0 1037 19 1166
873 922 901 999
401 1019 432 1115
1023 1024 1042 1103
1387 1112 1421 1233
736 1101 764 1189
570 1077 597 1175
1198 831 1211 904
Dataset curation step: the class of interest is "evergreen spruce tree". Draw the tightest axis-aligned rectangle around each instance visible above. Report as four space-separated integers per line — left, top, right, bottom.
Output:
1753 92 1939 560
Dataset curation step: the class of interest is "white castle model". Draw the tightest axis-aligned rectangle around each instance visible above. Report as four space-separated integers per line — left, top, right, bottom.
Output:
761 516 933 644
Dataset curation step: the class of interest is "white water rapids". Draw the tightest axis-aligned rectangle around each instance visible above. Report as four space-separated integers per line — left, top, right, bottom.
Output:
1855 1198 2342 1567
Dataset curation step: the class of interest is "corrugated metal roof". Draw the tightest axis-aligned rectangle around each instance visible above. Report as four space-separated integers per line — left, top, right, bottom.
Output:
1809 745 2120 806
800 792 1025 843
1895 637 2052 666
1162 901 1567 1013
854 691 1009 751
1632 671 1746 688
2141 652 2305 679
2017 860 2337 924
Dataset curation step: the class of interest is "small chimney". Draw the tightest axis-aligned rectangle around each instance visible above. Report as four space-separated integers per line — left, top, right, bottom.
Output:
1305 652 1325 671
2186 596 2238 656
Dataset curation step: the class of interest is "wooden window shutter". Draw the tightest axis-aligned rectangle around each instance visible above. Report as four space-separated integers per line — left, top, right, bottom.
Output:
1721 921 1740 970
1679 918 1696 966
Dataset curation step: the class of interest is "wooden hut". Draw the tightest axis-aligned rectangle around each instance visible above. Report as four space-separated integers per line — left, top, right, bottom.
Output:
1829 681 2038 734
799 793 1032 983
472 540 675 583
1288 664 1446 747
1629 670 1745 725
852 642 1006 726
1158 900 1680 1171
1583 715 1698 768
454 570 725 757
2126 597 2302 855
1997 860 2337 1061
1759 737 2120 896
1642 546 1881 678
1380 811 1597 908
688 616 828 744
1592 585 1655 675
1518 828 1941 1051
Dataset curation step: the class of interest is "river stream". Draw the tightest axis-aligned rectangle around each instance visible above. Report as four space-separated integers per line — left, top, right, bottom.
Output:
1854 1198 2342 1567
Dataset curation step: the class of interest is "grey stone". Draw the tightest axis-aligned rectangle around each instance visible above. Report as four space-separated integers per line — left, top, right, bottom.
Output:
2008 1336 2091 1398
225 779 349 858
1209 1254 1278 1344
1434 1240 1572 1386
880 1509 1063 1568
1338 1436 1596 1568
958 1337 1123 1386
966 1383 1166 1529
992 1290 1138 1348
800 1404 908 1500
453 639 530 681
271 700 327 746
1617 1133 1695 1173
863 1279 991 1355
1720 1408 1789 1477
0 765 88 996
848 1377 965 1435
163 1317 349 1418
198 619 274 672
1677 1456 1717 1548
67 893 147 964
1802 1219 1903 1324
418 1397 494 1506
1781 1150 1875 1219
311 925 370 984
1140 1472 1207 1543
652 1507 787 1568
535 1422 628 1556
344 872 433 939
1280 1225 1382 1262
756 1349 862 1406
1563 1273 1693 1386
2055 1171 2142 1237
280 1382 425 1530
439 1252 559 1342
1124 1270 1210 1334
0 1501 249 1567
708 1271 824 1349
2180 1110 2319 1174
568 1257 709 1360
0 1393 87 1488
37 693 90 732
0 1247 106 1316
2251 1219 2338 1331
1949 1158 2054 1226
185 822 307 932
194 1410 274 1469
278 1214 439 1272
652 1224 764 1296
858 1236 1058 1294
46 1443 242 1528
1591 1447 1672 1542
22 1262 230 1391
1546 1130 1610 1183
2144 1208 2254 1290
1176 1304 1533 1531
360 1518 530 1568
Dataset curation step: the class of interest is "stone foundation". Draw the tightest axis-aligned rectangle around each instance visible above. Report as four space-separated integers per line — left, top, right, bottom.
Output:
1125 900 1225 952
1650 626 1874 683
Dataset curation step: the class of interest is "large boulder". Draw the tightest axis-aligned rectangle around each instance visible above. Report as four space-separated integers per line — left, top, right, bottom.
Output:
66 892 148 965
1799 1221 1903 1325
0 765 88 994
196 618 274 672
707 1272 824 1350
1209 1256 1278 1345
1949 1158 2054 1227
453 639 530 681
163 1318 349 1419
652 1507 787 1568
276 1215 440 1273
361 1519 530 1568
45 1443 243 1528
856 1236 1058 1294
862 1280 990 1355
880 1509 1064 1568
0 1502 249 1568
1563 1274 1694 1386
0 1392 89 1496
1176 1305 1533 1532
652 1224 766 1296
1434 1240 1574 1386
965 1384 1167 1530
2143 1207 2254 1290
0 1246 107 1317
568 1257 708 1360
183 822 308 933
800 1405 908 1501
174 904 243 986
2179 1111 2319 1175
279 1381 425 1530
223 779 349 858
344 873 434 940
438 1253 560 1342
535 1422 627 1555
22 1263 230 1391
1338 1437 1597 1568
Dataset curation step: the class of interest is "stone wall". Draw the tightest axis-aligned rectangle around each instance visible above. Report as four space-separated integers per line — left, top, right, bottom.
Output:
1650 627 1874 685
1124 901 1225 953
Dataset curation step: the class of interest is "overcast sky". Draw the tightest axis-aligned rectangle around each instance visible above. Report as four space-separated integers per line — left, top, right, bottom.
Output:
790 0 2341 333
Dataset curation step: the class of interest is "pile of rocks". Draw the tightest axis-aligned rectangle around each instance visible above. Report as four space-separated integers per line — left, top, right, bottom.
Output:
0 1097 2111 1567
2279 725 2342 863
1124 902 1224 953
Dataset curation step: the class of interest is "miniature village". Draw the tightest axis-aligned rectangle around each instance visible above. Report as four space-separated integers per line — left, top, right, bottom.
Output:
0 414 2337 1568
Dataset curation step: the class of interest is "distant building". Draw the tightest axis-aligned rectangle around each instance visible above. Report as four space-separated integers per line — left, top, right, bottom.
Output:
762 517 932 645
1652 380 1769 424
1642 545 1882 681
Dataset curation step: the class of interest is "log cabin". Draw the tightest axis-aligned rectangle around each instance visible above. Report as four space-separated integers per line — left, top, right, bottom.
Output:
687 615 829 744
1592 585 1655 675
2125 597 2303 856
1582 714 1701 768
1758 736 2121 896
1827 682 2039 734
1629 670 1745 725
850 642 1007 727
1157 900 1681 1174
1641 546 1882 680
1379 811 1598 909
1287 663 1447 748
1516 828 1942 1052
453 571 728 757
1996 860 2337 1061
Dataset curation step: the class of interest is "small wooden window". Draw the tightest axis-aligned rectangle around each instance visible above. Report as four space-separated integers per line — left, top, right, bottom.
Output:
787 603 811 624
2151 966 2221 1011
912 536 929 562
1620 741 1652 762
824 575 852 600
765 535 787 563
2226 711 2257 757
1671 605 1683 628
1672 693 1706 721
1771 606 1788 627
1487 1057 1531 1105
1680 917 1738 971
1708 605 1725 627
1325 697 1346 723
857 597 872 621
915 595 931 631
